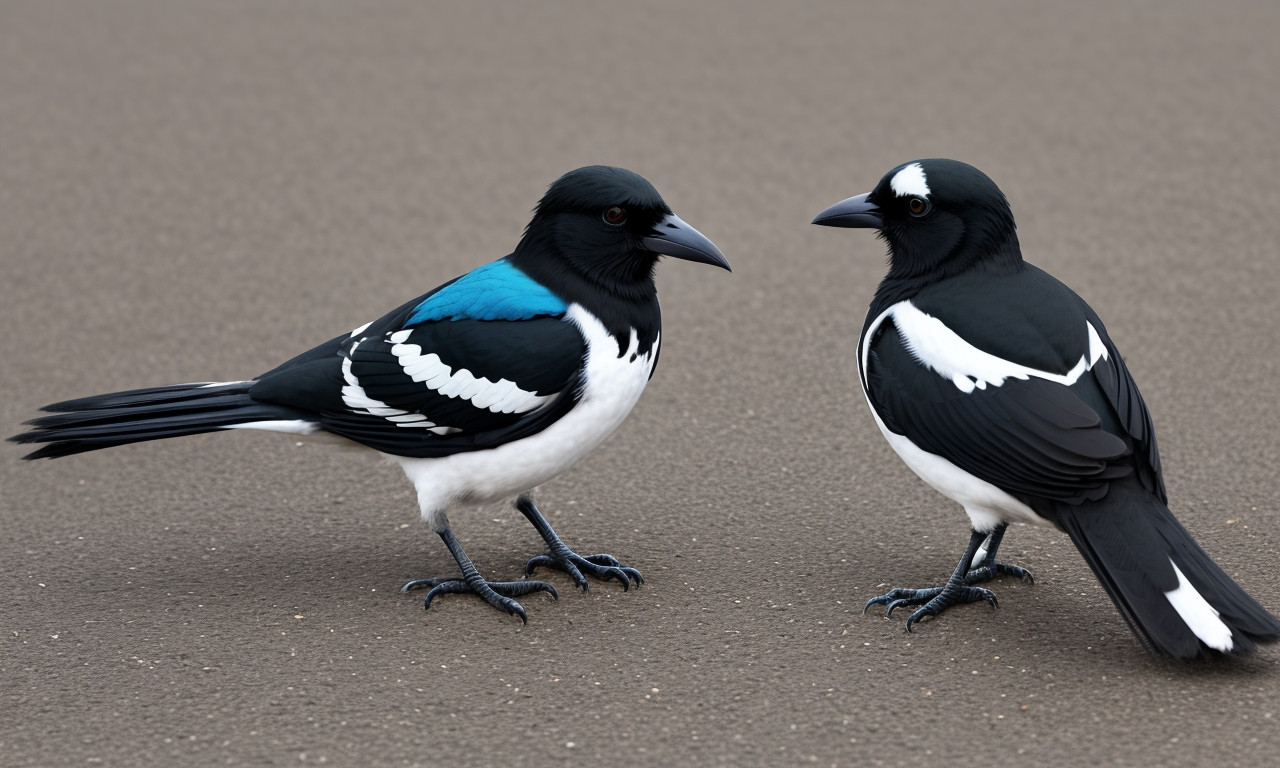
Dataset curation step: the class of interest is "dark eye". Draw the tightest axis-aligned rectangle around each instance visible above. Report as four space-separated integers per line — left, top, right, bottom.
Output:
908 197 931 217
602 206 627 225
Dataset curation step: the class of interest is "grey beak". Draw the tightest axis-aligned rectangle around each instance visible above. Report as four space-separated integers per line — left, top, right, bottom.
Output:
811 193 883 229
642 213 731 271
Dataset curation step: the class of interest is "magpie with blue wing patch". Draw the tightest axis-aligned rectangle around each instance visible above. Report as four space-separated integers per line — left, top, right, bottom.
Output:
13 165 730 622
813 158 1279 658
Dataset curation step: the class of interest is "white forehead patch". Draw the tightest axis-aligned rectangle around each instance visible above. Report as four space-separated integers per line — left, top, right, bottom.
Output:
890 163 931 198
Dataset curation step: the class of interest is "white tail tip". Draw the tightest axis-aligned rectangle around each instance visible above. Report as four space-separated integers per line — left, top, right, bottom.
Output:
1164 559 1234 652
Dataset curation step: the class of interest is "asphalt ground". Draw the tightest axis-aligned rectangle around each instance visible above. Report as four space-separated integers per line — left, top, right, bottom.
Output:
3 2 1280 766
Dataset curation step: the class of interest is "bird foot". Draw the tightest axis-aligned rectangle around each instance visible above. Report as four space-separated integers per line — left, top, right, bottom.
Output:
865 559 1031 619
864 584 999 633
966 560 1034 585
525 549 643 593
401 576 558 623
514 494 643 593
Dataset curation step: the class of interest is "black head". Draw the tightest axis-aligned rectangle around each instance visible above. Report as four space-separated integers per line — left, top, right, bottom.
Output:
513 166 729 303
812 159 1020 281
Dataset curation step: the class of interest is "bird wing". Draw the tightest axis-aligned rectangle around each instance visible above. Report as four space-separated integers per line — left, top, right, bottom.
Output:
248 258 587 457
1078 303 1166 502
862 303 1135 505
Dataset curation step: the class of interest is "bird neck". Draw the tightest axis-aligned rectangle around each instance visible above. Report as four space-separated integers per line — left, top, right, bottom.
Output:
872 236 1025 311
509 243 662 357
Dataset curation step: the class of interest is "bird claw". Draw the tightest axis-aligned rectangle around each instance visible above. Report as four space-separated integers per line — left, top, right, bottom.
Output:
525 550 643 592
865 557 1032 615
866 583 999 632
965 561 1034 585
865 527 1028 633
401 576 558 622
901 586 999 633
865 587 943 616
514 495 643 593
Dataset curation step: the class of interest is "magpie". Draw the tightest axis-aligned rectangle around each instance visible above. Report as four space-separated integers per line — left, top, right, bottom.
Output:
812 158 1280 658
12 165 730 622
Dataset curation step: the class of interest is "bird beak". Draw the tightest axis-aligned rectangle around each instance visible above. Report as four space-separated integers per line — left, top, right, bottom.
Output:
642 213 731 272
811 193 883 229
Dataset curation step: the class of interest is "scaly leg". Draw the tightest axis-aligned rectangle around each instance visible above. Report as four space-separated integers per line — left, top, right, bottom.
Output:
517 494 643 592
865 527 1030 633
402 527 557 623
965 523 1034 585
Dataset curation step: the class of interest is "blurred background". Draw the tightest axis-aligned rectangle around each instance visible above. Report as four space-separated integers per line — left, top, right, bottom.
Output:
3 2 1278 766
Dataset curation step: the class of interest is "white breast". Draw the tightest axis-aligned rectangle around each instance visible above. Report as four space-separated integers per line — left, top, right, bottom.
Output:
398 303 657 529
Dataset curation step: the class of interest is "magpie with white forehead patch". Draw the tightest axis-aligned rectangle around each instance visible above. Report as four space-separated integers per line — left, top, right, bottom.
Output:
813 158 1279 658
13 165 730 622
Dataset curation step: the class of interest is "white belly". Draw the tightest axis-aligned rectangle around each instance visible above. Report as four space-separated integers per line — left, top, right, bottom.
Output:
866 402 1048 532
397 304 656 529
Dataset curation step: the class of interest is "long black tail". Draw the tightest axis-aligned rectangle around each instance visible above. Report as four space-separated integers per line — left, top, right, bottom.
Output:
1054 481 1280 659
10 382 316 460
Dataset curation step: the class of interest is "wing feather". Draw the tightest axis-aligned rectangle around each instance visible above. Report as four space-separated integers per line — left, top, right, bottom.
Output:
247 262 586 457
866 314 1131 505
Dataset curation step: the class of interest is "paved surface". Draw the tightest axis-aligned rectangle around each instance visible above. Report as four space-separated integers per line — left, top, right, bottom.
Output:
3 2 1280 765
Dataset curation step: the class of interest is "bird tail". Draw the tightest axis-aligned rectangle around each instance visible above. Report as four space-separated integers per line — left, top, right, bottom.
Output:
1054 481 1280 658
10 382 316 460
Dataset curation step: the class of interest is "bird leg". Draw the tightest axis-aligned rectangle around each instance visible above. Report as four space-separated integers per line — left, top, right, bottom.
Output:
516 494 643 592
864 526 1030 632
401 527 558 623
964 523 1034 585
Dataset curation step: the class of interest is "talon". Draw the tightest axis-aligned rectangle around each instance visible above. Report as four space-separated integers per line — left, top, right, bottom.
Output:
868 527 1030 633
410 529 558 620
515 497 642 596
506 601 528 624
965 561 1034 586
422 581 459 612
401 576 448 593
621 567 643 587
584 553 623 568
524 555 553 577
523 550 643 592
607 568 631 591
406 571 555 619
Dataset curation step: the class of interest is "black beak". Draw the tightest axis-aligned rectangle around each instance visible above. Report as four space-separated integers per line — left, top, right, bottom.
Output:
642 213 731 272
811 193 883 229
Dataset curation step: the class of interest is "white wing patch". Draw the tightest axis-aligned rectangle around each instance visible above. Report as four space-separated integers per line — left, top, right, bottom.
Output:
889 300 1108 394
890 162 931 198
340 339 459 434
386 330 551 415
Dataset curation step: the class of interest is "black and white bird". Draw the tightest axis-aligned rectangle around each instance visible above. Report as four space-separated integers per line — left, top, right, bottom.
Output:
13 165 730 622
812 158 1279 658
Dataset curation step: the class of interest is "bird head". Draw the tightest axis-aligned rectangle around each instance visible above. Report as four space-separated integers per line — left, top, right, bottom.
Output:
514 166 729 301
812 159 1020 280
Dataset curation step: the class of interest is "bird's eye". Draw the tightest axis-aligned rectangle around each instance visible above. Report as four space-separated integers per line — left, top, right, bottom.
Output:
908 197 931 217
602 206 627 225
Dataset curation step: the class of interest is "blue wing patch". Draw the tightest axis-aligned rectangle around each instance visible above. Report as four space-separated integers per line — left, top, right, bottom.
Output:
407 258 567 324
